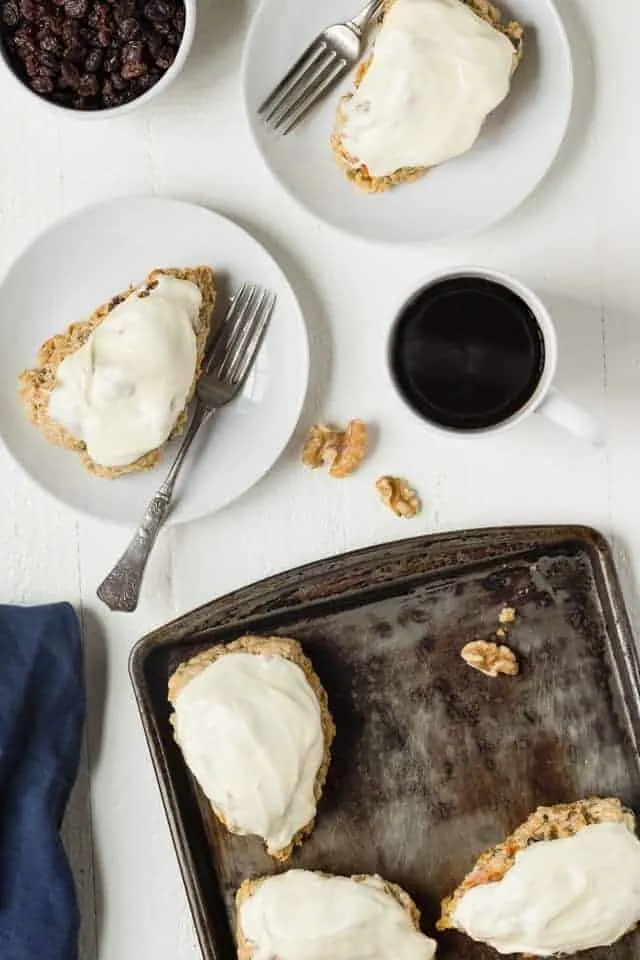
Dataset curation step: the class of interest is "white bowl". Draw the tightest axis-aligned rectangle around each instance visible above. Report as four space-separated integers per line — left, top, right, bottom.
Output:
0 0 196 119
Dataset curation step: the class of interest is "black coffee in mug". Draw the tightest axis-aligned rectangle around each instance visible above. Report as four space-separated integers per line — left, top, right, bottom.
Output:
389 276 546 431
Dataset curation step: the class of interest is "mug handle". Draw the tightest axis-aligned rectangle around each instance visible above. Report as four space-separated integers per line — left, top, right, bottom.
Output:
536 387 603 446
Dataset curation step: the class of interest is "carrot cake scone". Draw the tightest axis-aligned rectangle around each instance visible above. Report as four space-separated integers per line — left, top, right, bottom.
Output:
168 636 335 862
332 0 524 193
18 266 216 477
236 869 437 960
438 797 640 955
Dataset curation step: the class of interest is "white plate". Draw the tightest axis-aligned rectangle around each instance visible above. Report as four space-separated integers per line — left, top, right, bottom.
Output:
243 0 573 244
0 197 309 526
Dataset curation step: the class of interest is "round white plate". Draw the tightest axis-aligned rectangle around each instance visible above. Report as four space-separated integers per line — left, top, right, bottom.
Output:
243 0 573 244
0 197 309 526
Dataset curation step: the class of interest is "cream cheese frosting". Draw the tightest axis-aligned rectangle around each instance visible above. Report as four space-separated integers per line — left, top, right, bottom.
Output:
239 870 438 960
172 652 324 855
48 275 201 467
452 822 640 955
340 0 516 177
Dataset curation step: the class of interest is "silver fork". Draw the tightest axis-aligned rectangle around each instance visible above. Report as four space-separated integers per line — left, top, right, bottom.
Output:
96 284 276 613
259 0 385 135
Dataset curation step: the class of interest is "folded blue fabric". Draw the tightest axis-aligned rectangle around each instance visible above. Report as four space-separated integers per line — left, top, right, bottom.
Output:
0 603 85 960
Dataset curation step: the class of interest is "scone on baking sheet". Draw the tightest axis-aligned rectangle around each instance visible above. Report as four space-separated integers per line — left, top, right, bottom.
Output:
168 636 335 862
18 266 216 478
438 797 640 956
235 869 438 960
331 0 524 193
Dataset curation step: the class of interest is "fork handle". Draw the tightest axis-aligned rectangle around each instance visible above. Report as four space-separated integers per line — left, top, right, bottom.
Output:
349 0 385 32
96 404 212 613
96 490 173 612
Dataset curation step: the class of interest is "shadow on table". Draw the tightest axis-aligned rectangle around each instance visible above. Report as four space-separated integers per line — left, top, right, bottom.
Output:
509 0 596 218
61 606 107 960
226 214 334 461
179 0 249 89
538 289 640 637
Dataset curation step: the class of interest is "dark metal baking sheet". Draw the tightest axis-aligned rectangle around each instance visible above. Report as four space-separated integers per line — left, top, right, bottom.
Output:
130 526 640 959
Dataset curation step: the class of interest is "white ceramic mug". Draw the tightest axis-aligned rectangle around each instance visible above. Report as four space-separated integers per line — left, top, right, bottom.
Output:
388 266 602 445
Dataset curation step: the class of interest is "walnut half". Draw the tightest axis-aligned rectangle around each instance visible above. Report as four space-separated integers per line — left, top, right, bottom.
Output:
301 420 367 478
461 640 519 678
376 476 421 518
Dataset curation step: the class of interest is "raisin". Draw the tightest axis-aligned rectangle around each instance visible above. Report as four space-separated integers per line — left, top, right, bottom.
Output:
117 16 138 39
103 47 118 70
60 58 80 86
84 47 102 71
64 40 86 63
39 50 59 71
95 25 112 45
63 0 87 16
134 70 156 92
121 38 143 62
143 29 161 57
77 71 97 95
1 0 19 26
40 32 61 54
22 54 39 75
14 24 35 46
143 0 171 22
121 57 146 79
32 74 54 93
61 18 78 42
112 0 135 21
154 43 173 69
18 0 39 21
87 1 108 25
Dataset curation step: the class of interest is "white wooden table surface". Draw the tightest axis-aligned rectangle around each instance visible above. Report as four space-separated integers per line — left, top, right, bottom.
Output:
1 0 638 956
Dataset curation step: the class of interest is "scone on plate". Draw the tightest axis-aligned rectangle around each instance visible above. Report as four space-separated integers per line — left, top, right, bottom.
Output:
18 266 216 478
236 869 438 960
331 0 524 193
168 635 335 862
438 797 640 956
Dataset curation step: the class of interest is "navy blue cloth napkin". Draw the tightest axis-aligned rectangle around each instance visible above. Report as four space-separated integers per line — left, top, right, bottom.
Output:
0 603 85 960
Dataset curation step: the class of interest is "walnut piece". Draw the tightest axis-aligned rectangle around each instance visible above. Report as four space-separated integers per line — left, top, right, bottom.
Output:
461 640 519 678
301 420 367 478
376 476 421 518
499 606 517 625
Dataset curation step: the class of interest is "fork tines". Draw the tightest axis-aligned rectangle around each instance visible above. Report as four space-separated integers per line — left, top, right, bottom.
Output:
206 284 276 385
259 39 347 135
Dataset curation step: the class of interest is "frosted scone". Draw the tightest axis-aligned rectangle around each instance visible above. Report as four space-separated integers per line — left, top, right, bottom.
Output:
438 797 640 956
18 267 216 478
168 636 335 861
332 0 524 193
236 869 438 960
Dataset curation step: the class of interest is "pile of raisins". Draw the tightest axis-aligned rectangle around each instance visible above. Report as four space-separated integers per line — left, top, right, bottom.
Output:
0 0 185 110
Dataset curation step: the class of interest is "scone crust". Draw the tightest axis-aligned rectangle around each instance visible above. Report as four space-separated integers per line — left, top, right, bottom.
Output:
438 797 636 933
18 265 216 478
168 635 336 862
235 872 422 960
331 0 525 193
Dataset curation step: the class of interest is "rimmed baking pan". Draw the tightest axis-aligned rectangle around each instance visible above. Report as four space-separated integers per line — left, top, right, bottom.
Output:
130 526 640 959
